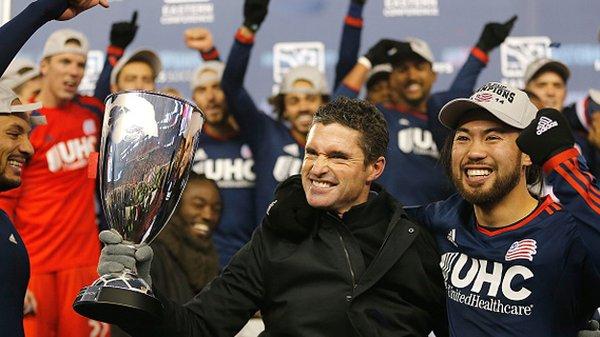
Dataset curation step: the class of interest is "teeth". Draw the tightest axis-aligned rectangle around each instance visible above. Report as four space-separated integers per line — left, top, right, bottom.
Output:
467 169 491 177
312 180 332 188
192 223 209 234
8 160 22 168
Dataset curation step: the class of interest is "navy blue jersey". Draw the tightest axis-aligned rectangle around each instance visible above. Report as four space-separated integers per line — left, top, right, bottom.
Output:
221 38 305 224
0 210 29 337
407 148 600 336
192 131 256 267
335 52 487 205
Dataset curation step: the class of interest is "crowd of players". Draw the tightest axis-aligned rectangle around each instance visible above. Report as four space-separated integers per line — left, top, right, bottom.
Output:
0 0 599 336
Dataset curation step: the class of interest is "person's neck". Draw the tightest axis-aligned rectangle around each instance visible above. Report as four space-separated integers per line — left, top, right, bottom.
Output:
204 120 237 137
38 88 68 108
390 93 427 113
290 128 307 147
473 182 538 228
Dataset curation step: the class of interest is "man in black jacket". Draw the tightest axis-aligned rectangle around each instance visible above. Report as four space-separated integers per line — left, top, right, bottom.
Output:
98 96 448 337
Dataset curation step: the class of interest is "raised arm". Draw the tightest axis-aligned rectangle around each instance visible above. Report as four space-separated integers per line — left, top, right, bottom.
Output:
334 0 366 90
518 108 600 266
184 27 221 62
0 0 109 75
94 12 138 101
334 39 404 99
221 0 271 133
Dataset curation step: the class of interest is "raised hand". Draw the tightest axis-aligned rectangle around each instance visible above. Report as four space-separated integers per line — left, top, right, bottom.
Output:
184 27 214 52
516 108 575 165
476 15 518 52
56 0 110 21
110 11 138 49
243 0 271 33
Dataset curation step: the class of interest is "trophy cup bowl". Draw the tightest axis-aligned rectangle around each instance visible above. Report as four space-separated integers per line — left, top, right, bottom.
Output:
73 91 204 324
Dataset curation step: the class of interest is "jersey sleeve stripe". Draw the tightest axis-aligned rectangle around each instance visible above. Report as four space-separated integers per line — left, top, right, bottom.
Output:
554 164 600 214
561 158 600 201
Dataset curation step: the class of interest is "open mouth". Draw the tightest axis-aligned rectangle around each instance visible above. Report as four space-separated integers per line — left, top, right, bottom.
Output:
463 168 493 185
191 223 211 237
64 80 78 92
7 158 25 174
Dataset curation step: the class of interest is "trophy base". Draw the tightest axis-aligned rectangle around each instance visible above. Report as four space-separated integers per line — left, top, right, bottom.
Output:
73 274 162 325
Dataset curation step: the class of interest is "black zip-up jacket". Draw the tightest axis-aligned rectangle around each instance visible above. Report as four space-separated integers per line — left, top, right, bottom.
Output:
121 176 448 337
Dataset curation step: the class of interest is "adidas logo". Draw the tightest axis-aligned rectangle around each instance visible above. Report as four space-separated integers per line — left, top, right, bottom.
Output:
9 234 17 245
536 116 558 135
446 229 458 247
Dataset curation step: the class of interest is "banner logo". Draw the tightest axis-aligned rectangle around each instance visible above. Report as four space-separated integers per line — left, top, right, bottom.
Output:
383 0 439 17
500 36 552 88
160 0 214 25
272 41 325 94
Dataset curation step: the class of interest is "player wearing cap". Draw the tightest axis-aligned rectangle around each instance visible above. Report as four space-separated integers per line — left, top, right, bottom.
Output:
179 27 257 267
335 18 517 206
333 0 391 105
0 28 110 337
407 81 600 336
0 85 43 337
0 58 42 103
109 48 162 93
220 0 333 223
523 59 600 190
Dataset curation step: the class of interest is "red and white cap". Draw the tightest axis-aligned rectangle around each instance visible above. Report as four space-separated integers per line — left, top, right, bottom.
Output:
439 82 537 130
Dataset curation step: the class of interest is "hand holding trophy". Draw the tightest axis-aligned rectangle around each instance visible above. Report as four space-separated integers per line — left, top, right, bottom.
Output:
73 91 204 324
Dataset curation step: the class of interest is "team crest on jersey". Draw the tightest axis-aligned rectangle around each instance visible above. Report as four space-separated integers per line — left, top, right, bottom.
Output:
505 239 537 262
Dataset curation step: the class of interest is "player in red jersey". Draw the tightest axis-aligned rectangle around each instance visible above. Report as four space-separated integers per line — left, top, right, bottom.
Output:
0 28 109 337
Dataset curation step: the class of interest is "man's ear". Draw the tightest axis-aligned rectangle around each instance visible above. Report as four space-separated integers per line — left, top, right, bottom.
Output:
367 156 386 183
521 152 533 167
40 58 49 76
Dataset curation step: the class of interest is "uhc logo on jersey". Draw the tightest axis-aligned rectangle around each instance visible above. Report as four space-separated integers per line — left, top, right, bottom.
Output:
273 143 303 182
192 145 255 188
440 252 534 316
46 135 97 173
397 121 439 158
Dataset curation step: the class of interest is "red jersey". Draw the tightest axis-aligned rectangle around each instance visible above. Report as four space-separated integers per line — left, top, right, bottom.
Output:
0 96 104 274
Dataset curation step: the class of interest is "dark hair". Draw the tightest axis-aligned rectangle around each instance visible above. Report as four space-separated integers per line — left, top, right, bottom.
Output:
312 96 388 165
268 93 331 120
188 172 219 191
439 130 542 188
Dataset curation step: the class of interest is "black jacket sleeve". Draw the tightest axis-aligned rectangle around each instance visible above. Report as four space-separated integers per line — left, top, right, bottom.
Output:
119 228 266 337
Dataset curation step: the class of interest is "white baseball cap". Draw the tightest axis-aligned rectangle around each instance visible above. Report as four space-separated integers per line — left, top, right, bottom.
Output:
279 65 329 95
190 61 224 91
110 49 162 86
0 84 45 126
439 82 537 130
0 58 40 90
42 29 89 58
523 58 570 85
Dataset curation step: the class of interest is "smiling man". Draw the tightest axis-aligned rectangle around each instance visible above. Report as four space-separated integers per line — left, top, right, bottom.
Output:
0 85 40 337
98 96 448 337
0 28 107 337
408 82 600 336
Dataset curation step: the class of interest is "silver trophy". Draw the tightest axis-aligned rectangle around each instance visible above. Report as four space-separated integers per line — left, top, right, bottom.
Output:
73 91 204 324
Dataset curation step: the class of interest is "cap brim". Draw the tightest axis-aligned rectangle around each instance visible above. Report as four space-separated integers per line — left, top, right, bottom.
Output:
9 101 42 113
438 98 526 130
439 99 484 129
